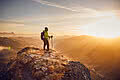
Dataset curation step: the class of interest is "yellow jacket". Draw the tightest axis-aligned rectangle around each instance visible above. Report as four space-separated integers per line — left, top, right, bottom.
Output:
44 31 49 39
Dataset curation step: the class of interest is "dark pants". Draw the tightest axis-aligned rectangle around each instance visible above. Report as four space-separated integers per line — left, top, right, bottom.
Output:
43 38 49 51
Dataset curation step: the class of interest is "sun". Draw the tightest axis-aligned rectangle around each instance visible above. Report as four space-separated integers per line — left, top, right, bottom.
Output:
80 12 120 38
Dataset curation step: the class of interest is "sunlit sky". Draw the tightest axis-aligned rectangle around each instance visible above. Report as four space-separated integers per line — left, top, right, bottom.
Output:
0 0 120 37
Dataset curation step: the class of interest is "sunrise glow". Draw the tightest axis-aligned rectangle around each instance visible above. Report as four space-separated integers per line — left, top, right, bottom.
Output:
80 12 120 38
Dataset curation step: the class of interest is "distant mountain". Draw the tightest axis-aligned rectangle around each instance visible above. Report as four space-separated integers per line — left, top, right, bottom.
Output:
0 37 42 50
0 32 15 34
56 35 120 80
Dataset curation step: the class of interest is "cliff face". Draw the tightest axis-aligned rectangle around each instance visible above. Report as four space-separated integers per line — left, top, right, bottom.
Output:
4 47 91 80
61 61 91 80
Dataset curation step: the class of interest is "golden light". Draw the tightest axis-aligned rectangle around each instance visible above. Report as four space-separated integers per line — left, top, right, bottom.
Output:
80 12 120 38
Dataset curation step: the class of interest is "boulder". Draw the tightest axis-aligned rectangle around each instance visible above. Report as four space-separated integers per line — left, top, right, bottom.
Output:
5 47 91 80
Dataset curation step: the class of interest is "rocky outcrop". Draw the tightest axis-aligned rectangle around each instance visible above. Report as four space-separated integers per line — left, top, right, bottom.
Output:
62 61 91 80
4 47 91 80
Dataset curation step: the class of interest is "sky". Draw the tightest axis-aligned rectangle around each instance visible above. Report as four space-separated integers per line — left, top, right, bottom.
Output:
0 0 120 36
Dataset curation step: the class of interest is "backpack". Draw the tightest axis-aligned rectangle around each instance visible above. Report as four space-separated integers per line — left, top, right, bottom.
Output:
41 31 44 40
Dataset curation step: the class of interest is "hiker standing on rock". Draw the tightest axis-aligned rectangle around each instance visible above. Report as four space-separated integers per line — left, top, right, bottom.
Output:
41 27 53 51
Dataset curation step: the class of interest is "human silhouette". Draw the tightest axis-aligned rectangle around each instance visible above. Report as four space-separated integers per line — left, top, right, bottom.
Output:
41 27 53 51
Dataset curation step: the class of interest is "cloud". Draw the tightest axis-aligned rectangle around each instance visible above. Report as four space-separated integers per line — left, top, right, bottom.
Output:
32 0 97 13
0 20 41 26
0 20 25 27
0 20 25 24
32 0 78 12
